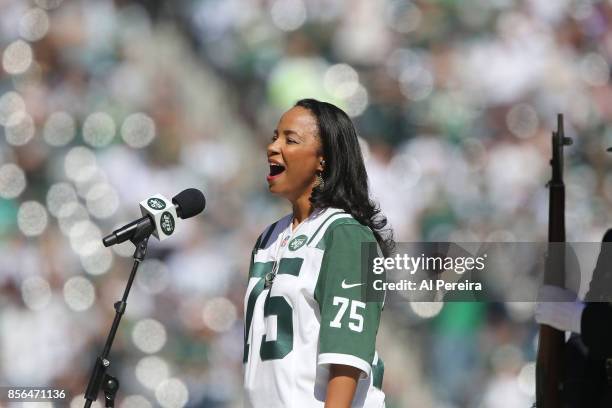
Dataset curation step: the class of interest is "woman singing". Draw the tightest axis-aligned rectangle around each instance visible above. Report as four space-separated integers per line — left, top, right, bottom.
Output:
243 99 392 408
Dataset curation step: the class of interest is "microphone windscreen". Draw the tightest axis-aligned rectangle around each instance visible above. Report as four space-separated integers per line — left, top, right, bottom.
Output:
172 188 205 219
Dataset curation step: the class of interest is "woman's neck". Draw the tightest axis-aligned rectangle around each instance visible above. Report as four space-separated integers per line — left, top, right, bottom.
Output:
291 194 313 228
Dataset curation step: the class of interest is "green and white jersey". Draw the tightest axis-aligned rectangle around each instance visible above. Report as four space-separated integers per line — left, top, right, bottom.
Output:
243 207 385 408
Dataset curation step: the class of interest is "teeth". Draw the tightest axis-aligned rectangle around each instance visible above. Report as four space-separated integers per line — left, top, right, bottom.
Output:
269 162 285 176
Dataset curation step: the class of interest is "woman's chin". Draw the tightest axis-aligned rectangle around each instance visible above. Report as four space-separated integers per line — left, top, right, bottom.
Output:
267 182 283 194
267 184 293 200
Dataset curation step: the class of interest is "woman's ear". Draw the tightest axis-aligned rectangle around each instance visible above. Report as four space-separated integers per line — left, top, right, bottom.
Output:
317 157 325 173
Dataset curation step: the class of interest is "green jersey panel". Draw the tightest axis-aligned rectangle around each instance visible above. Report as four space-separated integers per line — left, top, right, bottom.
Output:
315 222 383 376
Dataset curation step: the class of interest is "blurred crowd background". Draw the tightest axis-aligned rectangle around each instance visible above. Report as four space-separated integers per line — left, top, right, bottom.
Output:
1 0 611 407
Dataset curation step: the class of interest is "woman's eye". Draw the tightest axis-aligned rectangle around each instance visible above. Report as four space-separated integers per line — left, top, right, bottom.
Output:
287 138 297 144
271 134 278 141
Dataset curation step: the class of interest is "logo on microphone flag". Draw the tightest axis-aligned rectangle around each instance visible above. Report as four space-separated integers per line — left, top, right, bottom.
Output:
147 198 166 210
160 212 175 235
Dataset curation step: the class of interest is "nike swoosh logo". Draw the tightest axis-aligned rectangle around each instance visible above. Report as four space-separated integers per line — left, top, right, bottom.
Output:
341 279 364 289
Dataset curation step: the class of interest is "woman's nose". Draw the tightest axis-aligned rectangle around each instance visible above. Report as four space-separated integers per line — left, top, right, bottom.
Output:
267 139 280 155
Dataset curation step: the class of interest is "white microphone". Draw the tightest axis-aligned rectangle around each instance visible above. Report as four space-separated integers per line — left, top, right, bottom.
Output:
103 189 205 246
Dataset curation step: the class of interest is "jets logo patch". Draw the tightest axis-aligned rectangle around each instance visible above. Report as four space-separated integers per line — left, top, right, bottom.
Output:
288 235 307 251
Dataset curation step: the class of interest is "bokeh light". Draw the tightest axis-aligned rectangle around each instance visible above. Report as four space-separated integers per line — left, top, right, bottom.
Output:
2 40 33 75
0 91 26 127
409 301 444 318
17 201 48 236
21 276 51 311
63 276 96 311
132 318 167 354
80 246 113 275
86 183 120 219
135 355 170 390
270 0 306 31
0 163 27 199
19 8 50 42
202 297 237 332
5 112 35 146
506 103 539 139
57 202 90 236
46 182 79 217
69 220 102 257
155 378 189 408
83 112 116 148
121 113 156 148
323 64 359 99
344 84 369 117
64 146 98 183
75 168 108 199
44 111 76 146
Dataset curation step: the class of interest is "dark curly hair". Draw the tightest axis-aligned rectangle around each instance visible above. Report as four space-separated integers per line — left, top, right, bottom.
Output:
295 98 394 256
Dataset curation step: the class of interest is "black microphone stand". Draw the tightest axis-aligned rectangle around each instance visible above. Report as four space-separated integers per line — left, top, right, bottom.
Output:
83 223 153 408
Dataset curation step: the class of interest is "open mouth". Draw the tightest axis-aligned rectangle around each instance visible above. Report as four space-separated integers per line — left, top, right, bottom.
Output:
268 163 286 177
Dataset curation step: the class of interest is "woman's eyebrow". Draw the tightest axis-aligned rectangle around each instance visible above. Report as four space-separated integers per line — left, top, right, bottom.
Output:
273 128 303 139
283 129 302 138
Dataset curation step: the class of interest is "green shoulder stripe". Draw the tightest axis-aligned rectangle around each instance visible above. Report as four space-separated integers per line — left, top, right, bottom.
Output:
249 261 274 279
306 211 346 245
315 217 367 250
